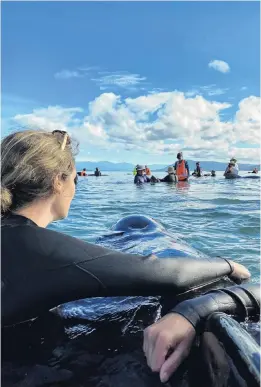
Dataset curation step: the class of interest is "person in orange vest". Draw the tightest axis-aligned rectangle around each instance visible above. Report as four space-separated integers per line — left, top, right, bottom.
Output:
174 152 190 181
145 165 151 176
80 168 87 176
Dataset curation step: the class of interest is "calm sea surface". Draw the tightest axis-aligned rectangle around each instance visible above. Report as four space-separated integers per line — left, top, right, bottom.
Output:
52 169 260 281
3 169 260 387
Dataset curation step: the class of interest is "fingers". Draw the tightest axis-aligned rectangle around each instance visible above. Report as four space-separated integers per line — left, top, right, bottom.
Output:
149 333 172 372
143 326 156 366
159 339 191 383
143 327 174 373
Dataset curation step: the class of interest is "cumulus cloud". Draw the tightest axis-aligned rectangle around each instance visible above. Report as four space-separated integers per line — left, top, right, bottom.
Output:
208 60 230 73
14 106 83 132
234 96 261 144
13 91 260 163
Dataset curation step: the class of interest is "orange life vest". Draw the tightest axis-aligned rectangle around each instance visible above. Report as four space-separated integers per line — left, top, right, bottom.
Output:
145 168 151 175
176 160 188 181
80 171 87 176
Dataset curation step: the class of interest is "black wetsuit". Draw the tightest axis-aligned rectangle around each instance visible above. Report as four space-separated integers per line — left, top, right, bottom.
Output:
171 283 260 331
2 214 234 326
134 175 151 184
160 174 176 183
195 166 202 177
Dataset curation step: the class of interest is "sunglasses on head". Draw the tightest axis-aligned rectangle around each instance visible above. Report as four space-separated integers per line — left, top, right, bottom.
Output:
52 130 71 149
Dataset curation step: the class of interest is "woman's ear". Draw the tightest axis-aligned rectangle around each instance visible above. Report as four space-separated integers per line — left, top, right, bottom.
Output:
53 174 63 195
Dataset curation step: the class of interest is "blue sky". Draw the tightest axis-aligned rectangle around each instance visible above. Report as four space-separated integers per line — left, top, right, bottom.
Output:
2 1 260 164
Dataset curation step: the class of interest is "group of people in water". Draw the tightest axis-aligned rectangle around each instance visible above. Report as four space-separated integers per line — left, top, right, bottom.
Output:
1 129 258 385
78 167 101 177
133 152 214 184
134 153 259 184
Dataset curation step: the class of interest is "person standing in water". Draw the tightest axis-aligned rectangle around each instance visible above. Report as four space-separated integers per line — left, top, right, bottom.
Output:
194 162 202 177
174 152 190 181
80 168 87 176
224 159 239 177
159 166 177 182
230 158 239 172
94 167 101 177
134 165 151 184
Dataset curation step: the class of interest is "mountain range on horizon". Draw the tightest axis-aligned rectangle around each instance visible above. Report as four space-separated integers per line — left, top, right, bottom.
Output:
76 160 260 172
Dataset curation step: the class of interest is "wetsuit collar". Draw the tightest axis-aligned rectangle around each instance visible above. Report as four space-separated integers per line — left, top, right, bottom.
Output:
3 213 38 227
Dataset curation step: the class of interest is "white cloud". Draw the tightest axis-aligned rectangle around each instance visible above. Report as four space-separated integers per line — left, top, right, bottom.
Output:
91 71 147 90
208 60 230 74
240 86 248 91
14 106 83 132
13 91 260 163
234 96 261 144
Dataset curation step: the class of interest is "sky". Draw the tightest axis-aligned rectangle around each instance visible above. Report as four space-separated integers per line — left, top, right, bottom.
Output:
2 1 260 164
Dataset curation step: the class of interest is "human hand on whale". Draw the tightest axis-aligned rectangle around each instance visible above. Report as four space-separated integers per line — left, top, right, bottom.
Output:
143 260 251 383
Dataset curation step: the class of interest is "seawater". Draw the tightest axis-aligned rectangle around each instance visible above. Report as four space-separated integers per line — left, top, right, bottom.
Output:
2 169 260 387
52 169 260 281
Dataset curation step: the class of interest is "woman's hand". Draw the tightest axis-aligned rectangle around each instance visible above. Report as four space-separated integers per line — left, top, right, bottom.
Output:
143 313 196 383
228 260 251 282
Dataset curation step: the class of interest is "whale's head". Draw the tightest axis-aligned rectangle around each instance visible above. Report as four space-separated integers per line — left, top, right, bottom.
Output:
112 215 163 233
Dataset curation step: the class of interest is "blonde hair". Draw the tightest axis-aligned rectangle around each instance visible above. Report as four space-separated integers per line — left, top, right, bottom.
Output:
1 129 79 215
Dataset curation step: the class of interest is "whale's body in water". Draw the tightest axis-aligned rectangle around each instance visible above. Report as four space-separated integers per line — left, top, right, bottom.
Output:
2 216 259 387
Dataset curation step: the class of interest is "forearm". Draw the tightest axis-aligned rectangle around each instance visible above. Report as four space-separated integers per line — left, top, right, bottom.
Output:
171 283 260 332
74 253 233 297
4 255 233 326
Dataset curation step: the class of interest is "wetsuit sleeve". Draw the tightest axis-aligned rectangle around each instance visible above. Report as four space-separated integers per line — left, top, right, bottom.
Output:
159 175 169 183
174 162 177 170
2 225 235 325
134 175 139 184
170 283 260 332
159 176 168 182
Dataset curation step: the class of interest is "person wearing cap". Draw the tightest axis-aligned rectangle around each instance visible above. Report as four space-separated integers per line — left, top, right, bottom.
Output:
224 158 239 177
174 152 190 181
159 166 178 183
230 158 239 173
134 165 151 184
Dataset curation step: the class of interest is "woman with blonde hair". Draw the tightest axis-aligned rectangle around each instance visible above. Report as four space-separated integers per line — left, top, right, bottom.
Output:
1 129 250 377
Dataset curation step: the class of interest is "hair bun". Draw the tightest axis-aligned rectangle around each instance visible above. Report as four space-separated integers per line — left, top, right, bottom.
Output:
1 185 12 213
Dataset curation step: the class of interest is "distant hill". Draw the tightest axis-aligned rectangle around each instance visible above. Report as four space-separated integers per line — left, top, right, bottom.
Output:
76 160 260 172
76 161 166 171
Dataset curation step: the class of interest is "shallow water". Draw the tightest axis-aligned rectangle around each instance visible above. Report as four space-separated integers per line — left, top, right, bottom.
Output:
59 170 260 280
2 170 260 387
